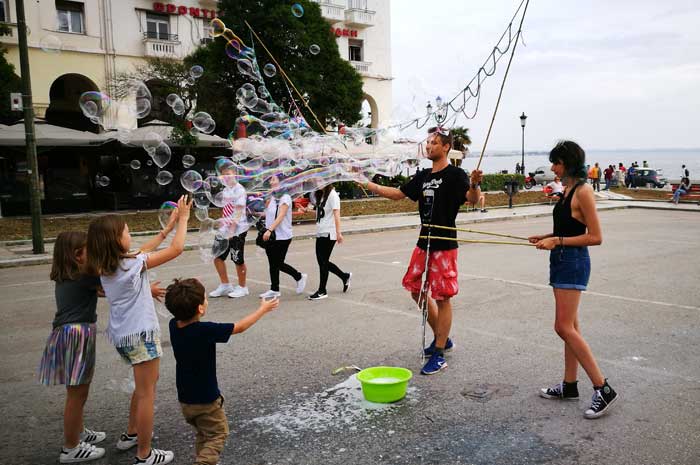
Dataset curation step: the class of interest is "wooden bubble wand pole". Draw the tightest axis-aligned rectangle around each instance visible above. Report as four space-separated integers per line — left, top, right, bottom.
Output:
475 0 530 172
244 20 328 134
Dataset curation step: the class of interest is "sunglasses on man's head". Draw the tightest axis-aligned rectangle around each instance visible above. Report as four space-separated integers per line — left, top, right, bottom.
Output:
428 126 450 137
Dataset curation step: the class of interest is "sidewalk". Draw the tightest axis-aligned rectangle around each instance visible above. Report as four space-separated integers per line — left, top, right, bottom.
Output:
1 199 698 268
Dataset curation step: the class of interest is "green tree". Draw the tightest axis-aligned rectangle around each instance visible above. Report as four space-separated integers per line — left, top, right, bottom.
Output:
187 0 364 137
0 24 22 125
111 57 198 146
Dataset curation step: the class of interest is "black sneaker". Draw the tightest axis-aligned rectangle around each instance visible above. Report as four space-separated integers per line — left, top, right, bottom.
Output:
584 381 618 419
539 381 579 400
423 337 454 356
308 291 328 300
342 272 352 293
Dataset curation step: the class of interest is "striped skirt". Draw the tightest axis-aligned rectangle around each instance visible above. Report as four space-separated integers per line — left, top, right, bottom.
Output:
38 323 96 386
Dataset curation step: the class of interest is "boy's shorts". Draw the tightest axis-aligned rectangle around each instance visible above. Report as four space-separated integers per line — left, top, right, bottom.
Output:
116 333 162 365
215 232 247 265
402 247 459 301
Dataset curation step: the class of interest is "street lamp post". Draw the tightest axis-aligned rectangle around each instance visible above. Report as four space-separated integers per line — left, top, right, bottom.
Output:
519 112 527 175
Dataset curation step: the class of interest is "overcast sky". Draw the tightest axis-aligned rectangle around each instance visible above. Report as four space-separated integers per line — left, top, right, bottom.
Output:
390 0 700 151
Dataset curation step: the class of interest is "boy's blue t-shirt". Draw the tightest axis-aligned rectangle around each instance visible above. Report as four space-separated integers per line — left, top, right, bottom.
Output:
169 319 235 404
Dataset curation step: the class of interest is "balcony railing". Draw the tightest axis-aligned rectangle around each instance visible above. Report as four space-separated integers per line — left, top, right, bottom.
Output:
142 32 181 58
350 60 371 75
143 31 179 41
345 7 375 27
311 0 345 23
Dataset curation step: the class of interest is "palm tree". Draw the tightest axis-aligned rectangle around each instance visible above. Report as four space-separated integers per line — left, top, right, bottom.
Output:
451 126 472 151
450 126 472 167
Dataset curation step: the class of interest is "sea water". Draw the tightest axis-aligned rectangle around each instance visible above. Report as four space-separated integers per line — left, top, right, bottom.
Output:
416 148 700 180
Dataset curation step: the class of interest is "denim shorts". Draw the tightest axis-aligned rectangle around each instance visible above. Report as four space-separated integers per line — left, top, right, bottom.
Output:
116 334 162 365
549 246 591 291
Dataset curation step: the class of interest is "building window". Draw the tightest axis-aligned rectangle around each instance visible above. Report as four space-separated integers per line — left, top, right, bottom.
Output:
348 0 368 10
349 39 363 62
146 13 171 40
56 1 84 34
0 0 8 23
201 19 214 44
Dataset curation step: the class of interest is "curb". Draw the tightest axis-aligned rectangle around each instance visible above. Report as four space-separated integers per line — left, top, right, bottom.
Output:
0 203 692 269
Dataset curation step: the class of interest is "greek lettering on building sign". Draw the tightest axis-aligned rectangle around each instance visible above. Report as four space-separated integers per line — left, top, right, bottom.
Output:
330 27 358 38
153 2 218 18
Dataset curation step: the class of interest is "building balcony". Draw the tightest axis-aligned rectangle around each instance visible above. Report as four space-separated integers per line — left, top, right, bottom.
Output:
311 0 346 24
142 32 181 58
345 1 375 27
350 60 371 76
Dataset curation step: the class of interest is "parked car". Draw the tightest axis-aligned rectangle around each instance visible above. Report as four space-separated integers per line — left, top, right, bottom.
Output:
531 166 556 185
627 168 667 188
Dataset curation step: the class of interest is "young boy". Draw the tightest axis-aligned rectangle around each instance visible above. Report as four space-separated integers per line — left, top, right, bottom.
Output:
164 278 279 465
209 168 250 299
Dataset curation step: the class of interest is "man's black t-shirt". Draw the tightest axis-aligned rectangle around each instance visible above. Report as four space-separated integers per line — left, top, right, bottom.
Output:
400 164 470 250
169 319 235 404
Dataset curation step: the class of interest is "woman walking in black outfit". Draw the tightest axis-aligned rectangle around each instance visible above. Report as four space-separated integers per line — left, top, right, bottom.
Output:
528 141 619 419
308 185 351 300
259 175 307 298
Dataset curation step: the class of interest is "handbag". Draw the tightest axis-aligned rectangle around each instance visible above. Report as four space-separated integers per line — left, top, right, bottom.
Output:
255 203 278 249
256 228 276 249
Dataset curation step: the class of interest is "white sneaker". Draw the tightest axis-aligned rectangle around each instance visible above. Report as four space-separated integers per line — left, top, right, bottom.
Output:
296 273 308 294
259 290 281 299
134 448 174 464
116 432 138 451
228 286 250 298
209 283 234 297
79 428 106 445
60 442 105 463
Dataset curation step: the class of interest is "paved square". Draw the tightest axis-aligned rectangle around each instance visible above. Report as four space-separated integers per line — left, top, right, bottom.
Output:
1 209 698 464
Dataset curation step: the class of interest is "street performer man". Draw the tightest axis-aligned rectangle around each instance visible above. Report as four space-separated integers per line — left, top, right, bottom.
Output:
360 126 483 375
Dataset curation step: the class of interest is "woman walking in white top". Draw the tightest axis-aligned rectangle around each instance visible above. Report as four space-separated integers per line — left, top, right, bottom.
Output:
259 175 307 298
308 185 352 300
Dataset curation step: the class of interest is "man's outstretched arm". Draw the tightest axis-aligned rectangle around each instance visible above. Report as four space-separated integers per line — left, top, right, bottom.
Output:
364 181 407 201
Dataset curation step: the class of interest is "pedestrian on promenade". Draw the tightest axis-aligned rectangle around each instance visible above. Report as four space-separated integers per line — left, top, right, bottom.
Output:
681 164 690 180
590 163 601 192
617 163 626 187
307 184 352 300
208 167 251 300
259 174 307 298
603 165 614 190
672 177 691 204
359 126 483 375
528 140 619 419
516 162 521 175
86 195 192 465
165 278 278 465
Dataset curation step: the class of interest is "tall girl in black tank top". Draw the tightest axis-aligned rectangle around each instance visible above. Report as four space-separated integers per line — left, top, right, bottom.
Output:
528 141 619 419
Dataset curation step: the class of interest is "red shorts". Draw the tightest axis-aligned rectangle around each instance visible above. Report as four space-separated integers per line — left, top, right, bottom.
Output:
402 247 459 301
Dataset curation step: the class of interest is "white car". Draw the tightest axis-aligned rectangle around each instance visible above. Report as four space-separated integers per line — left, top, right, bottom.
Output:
532 166 556 185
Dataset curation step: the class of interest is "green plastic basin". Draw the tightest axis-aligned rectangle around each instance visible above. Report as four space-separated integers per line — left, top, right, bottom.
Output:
356 366 413 403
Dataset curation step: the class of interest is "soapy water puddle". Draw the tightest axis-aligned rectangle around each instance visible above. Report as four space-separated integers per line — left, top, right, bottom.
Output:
243 374 418 437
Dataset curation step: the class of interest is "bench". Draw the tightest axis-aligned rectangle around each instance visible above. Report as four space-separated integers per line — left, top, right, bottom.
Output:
667 184 700 201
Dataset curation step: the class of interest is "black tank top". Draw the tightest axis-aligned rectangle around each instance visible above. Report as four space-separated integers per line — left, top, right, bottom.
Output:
553 182 587 237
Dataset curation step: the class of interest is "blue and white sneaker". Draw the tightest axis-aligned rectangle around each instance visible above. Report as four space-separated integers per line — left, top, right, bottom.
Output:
423 337 454 357
421 353 447 375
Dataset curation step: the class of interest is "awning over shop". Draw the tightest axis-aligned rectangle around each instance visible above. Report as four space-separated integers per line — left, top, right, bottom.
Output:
0 119 115 146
